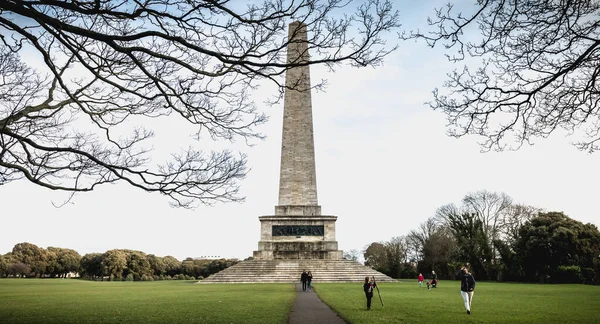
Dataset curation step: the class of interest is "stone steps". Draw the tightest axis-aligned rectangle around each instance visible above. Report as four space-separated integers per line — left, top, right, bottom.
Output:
199 259 396 283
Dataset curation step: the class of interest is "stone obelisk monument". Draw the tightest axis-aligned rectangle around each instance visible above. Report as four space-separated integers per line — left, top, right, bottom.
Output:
200 22 394 283
253 21 343 260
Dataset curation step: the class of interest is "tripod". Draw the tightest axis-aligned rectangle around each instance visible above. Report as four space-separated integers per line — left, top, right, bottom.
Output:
372 276 384 306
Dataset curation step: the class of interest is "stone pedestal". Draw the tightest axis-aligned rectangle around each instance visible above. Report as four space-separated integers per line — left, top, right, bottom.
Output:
253 214 343 260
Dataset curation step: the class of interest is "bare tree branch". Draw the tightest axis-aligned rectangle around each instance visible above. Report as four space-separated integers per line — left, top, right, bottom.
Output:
405 0 600 152
0 0 400 207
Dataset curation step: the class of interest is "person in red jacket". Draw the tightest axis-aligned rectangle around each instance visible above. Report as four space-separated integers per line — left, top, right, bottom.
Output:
418 273 424 287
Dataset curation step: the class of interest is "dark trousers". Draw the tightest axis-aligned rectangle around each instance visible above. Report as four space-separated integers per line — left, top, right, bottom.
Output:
365 293 373 309
302 281 307 291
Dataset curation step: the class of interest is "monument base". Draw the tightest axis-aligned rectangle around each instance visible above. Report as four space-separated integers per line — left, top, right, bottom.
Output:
253 214 343 260
253 249 343 260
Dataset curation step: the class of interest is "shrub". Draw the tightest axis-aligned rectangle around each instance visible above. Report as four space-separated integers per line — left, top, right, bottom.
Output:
581 268 596 285
400 267 417 279
553 265 582 283
126 273 134 281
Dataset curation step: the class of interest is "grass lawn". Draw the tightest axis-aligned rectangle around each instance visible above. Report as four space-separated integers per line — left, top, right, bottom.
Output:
315 279 600 324
2 279 600 323
0 279 295 324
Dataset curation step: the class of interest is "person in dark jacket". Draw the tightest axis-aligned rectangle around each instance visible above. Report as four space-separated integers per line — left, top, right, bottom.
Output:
458 266 476 315
300 270 308 291
307 271 313 292
363 276 376 310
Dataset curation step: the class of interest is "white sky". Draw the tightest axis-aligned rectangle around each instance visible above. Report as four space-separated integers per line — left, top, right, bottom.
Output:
1 1 599 261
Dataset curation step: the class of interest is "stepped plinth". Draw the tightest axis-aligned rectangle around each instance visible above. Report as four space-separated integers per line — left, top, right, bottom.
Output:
200 260 396 283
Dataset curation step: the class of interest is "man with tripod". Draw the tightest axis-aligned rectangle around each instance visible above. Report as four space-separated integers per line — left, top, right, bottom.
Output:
363 276 379 310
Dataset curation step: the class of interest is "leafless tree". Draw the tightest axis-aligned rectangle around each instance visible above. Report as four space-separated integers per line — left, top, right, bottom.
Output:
408 217 457 276
498 204 543 245
421 226 457 276
435 191 512 265
385 236 409 264
406 1 600 152
433 203 460 224
343 249 360 262
406 216 438 261
462 190 512 244
0 0 399 207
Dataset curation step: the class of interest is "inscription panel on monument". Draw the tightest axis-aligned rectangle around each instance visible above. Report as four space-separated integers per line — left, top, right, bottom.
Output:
272 225 324 236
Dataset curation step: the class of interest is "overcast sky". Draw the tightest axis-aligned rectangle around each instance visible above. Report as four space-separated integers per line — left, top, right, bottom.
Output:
2 1 599 261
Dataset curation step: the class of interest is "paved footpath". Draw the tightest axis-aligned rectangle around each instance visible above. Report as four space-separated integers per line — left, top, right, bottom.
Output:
288 283 346 324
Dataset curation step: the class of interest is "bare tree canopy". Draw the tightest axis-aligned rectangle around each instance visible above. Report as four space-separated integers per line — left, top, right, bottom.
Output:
433 190 515 278
407 217 438 260
0 0 399 207
498 204 542 245
462 190 512 241
407 1 600 152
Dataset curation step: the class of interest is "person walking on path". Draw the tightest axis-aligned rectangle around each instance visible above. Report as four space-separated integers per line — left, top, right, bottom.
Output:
418 273 424 287
300 270 308 292
307 271 313 292
458 266 476 315
363 276 376 310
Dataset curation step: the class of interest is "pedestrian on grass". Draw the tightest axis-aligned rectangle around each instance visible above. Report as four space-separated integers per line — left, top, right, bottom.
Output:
431 270 438 288
418 273 424 287
363 276 376 310
458 266 476 315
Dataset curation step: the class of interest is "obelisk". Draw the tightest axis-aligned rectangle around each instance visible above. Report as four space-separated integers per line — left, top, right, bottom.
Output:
253 21 343 260
276 20 320 216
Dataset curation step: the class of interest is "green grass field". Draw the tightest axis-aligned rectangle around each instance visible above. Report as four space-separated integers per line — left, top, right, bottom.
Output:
0 279 295 323
316 279 600 324
1 279 599 323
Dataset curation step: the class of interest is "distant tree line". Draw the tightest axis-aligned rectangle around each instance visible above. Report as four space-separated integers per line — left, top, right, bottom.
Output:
362 190 600 285
0 243 238 281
